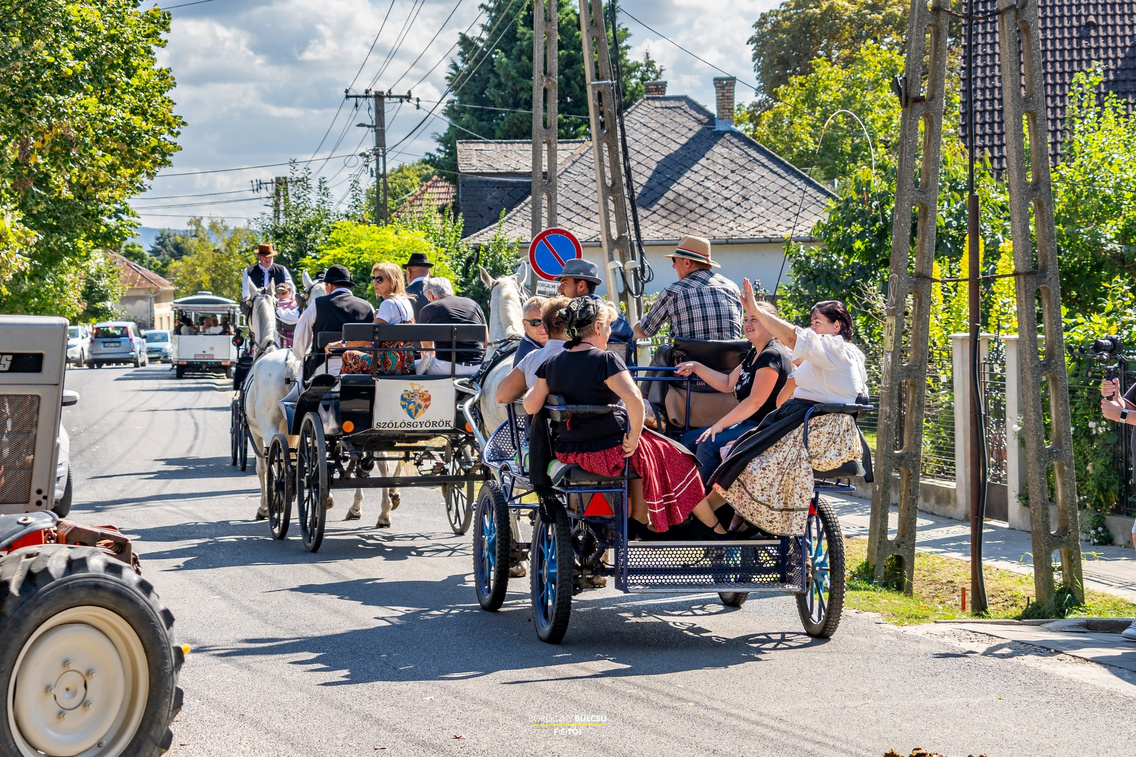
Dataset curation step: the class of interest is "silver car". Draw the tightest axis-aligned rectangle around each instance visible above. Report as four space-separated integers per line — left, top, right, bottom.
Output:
89 321 148 368
142 329 173 363
66 325 90 366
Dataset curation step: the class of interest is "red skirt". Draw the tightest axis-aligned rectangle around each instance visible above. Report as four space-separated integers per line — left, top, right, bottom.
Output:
555 432 703 533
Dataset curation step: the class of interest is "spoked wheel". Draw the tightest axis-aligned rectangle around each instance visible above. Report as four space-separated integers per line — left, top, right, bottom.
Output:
295 412 328 553
797 496 845 638
442 440 476 535
473 482 511 611
237 412 249 472
0 545 183 757
530 507 574 644
719 592 749 608
266 433 293 540
229 400 240 466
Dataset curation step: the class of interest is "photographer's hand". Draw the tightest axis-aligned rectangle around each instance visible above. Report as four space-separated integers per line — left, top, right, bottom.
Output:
1102 395 1125 422
1101 378 1121 400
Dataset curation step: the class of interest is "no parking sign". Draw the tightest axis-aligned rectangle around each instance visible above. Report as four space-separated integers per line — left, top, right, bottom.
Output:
528 227 582 281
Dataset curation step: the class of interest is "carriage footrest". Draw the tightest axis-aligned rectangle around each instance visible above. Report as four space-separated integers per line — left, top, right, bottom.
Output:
616 541 806 593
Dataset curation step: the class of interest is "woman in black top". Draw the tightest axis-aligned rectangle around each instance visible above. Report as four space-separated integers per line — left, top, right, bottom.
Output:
675 300 791 485
524 298 727 539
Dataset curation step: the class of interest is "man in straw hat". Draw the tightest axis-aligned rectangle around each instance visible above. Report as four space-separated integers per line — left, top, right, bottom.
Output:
403 251 434 318
632 235 742 342
242 242 294 301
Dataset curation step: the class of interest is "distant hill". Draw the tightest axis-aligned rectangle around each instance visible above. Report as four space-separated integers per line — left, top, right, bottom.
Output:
129 226 187 252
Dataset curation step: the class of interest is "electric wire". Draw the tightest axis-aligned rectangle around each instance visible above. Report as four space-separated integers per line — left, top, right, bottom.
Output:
154 152 361 178
367 0 429 91
134 188 259 201
386 0 468 92
620 9 759 93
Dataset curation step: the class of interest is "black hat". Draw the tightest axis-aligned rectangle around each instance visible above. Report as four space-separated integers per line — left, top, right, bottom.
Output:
323 264 356 287
404 252 434 269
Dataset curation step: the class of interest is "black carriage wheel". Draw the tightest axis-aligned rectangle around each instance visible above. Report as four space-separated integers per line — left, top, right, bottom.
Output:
796 496 845 638
229 400 240 466
719 592 749 608
530 507 574 644
443 442 475 535
473 482 511 612
238 413 249 473
267 433 292 540
0 545 184 757
295 413 328 553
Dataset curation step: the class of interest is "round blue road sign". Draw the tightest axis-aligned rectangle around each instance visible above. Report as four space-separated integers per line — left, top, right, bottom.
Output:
528 227 582 281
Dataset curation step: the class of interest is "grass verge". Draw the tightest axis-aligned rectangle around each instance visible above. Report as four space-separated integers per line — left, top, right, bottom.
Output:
843 537 1136 625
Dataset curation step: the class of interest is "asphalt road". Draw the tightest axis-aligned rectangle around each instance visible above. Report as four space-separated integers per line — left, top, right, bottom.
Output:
62 363 1136 756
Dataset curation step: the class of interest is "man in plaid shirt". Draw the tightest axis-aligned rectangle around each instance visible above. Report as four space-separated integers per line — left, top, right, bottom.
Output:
633 235 743 341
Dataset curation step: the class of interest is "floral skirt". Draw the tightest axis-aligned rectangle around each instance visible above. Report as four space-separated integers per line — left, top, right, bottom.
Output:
555 431 703 533
713 413 860 536
341 341 415 375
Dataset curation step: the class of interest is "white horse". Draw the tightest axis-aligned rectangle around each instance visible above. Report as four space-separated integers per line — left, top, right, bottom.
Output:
476 263 528 436
243 272 399 527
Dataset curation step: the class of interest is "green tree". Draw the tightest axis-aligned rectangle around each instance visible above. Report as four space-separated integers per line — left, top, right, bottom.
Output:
299 221 459 307
166 218 255 301
0 0 183 317
738 44 909 184
254 164 339 271
119 240 148 267
78 252 125 323
1052 67 1136 313
429 0 663 174
748 0 908 107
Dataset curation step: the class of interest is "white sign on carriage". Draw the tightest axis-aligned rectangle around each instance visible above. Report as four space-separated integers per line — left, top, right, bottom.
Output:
372 377 458 431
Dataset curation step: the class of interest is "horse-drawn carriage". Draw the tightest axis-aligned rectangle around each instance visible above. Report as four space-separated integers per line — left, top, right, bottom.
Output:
466 349 872 644
261 323 491 552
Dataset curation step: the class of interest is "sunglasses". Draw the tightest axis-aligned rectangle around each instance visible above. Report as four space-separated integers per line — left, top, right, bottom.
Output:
524 318 543 327
371 276 386 283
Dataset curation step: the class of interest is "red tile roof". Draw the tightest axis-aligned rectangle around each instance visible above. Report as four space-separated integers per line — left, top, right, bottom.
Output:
393 175 457 219
109 251 174 291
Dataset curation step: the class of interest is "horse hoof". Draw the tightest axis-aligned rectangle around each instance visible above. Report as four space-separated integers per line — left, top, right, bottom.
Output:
509 564 527 578
345 509 361 521
375 520 391 528
390 492 400 511
255 508 268 521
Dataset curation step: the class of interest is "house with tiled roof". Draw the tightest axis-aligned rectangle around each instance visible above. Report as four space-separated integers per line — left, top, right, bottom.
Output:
961 0 1136 169
462 79 834 297
394 175 456 220
457 139 587 236
109 251 175 330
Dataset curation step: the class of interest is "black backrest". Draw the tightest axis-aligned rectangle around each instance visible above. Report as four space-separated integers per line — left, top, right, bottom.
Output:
315 331 341 349
341 323 487 344
671 338 750 374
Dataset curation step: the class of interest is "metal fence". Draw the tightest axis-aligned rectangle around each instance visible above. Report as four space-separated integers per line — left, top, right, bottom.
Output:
981 338 1008 486
1066 347 1135 517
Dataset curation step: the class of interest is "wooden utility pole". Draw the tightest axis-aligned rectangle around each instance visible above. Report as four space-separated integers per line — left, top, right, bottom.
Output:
345 89 414 225
251 177 289 225
531 0 559 292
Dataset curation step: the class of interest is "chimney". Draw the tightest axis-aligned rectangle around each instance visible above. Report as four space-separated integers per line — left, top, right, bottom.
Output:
644 80 667 98
713 76 736 130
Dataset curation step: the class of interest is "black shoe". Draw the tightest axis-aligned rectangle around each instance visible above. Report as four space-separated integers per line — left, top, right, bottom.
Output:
688 519 729 541
628 519 662 541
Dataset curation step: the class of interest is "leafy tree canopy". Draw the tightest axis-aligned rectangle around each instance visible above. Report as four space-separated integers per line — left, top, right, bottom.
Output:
253 164 339 272
0 0 183 317
429 0 663 174
748 0 908 108
166 218 256 302
738 44 910 184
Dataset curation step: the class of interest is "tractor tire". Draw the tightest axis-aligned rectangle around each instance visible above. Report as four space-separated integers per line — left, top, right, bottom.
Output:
0 545 183 757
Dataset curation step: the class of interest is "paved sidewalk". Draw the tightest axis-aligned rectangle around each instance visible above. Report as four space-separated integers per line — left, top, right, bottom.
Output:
827 492 1136 603
826 493 1136 674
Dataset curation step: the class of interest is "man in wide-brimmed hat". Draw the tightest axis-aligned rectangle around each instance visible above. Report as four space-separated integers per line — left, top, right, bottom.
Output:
633 235 742 342
291 264 375 359
403 251 434 318
555 258 636 362
242 242 295 301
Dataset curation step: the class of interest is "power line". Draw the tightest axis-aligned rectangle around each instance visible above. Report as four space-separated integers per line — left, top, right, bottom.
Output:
154 152 359 178
130 196 267 210
620 9 759 93
164 0 218 9
386 0 469 92
407 8 486 92
134 188 258 201
367 0 429 91
348 0 398 91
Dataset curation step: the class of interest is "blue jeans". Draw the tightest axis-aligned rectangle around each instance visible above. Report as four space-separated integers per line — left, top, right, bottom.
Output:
681 420 759 487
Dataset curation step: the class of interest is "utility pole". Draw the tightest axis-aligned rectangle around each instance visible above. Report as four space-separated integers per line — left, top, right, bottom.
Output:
251 177 289 225
345 89 415 225
531 0 559 293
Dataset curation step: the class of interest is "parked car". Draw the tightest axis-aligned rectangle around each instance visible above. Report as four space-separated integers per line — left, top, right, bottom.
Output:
143 329 173 363
89 321 148 368
54 390 79 517
66 324 90 366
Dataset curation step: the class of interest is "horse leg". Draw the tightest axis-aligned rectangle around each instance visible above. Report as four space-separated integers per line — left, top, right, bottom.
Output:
376 460 393 528
346 487 363 520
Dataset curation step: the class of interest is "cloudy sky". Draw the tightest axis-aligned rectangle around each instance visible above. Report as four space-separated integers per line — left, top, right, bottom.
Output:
133 0 778 232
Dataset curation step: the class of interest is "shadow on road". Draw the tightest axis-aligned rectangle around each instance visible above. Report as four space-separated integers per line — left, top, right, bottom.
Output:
89 456 245 481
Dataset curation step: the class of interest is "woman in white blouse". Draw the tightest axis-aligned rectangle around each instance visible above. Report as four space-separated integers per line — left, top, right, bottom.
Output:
335 261 416 374
701 278 868 533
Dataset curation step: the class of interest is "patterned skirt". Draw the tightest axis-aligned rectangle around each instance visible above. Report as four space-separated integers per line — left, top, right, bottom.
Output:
555 431 703 533
341 341 415 375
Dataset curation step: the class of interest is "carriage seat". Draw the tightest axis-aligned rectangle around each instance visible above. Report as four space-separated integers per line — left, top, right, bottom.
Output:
301 331 344 383
549 461 639 486
804 403 875 484
670 338 751 390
